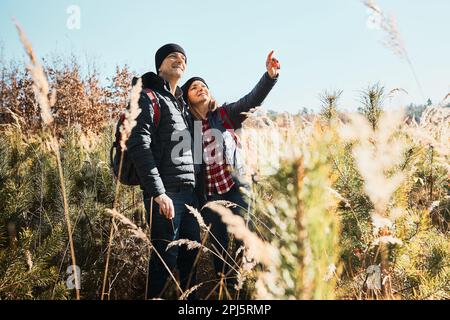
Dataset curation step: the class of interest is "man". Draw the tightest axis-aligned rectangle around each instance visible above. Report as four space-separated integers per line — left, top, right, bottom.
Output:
127 44 200 299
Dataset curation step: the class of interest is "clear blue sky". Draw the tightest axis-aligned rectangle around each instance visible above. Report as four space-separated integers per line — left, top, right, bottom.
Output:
1 0 449 113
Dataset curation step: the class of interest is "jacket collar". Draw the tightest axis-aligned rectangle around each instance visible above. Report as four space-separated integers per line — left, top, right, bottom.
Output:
140 72 183 100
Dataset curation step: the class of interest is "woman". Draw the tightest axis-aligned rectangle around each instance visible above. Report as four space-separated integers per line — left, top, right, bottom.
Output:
181 51 280 296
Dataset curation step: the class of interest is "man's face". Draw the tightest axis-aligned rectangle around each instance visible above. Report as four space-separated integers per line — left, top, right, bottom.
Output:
158 52 186 80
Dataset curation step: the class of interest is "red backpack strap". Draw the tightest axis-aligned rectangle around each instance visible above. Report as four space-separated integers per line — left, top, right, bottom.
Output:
219 107 236 130
143 88 160 128
219 107 239 143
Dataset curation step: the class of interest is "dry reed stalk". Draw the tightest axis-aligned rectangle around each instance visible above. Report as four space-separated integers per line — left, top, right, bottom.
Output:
101 78 142 300
363 0 425 101
187 204 241 270
104 209 150 246
204 202 276 267
179 283 203 300
167 238 239 275
14 20 80 299
166 239 208 252
104 208 184 296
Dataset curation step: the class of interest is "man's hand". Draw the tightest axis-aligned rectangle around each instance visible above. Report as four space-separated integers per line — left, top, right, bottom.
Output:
266 50 280 79
154 193 175 220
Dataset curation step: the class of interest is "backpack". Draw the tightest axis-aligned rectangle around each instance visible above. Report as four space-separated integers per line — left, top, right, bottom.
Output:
110 88 160 186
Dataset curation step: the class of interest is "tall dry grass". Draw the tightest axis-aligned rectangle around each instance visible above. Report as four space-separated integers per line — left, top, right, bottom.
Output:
14 21 80 300
1 11 448 300
363 0 425 101
101 77 141 299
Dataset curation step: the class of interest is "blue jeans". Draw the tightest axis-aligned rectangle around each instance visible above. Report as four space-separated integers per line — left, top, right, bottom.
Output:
201 184 248 288
143 188 200 299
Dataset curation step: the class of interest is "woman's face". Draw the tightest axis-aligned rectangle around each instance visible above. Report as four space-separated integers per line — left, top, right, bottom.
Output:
187 80 210 105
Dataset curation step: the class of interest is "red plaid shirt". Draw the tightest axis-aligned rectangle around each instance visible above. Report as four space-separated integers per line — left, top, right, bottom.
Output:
202 119 235 195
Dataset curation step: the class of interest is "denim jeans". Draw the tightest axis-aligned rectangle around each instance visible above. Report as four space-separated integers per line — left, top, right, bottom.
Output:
143 188 200 299
201 184 249 290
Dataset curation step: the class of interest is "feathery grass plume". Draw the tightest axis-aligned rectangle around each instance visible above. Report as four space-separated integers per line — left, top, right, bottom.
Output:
387 87 409 108
166 239 208 253
14 20 80 300
387 88 408 99
104 209 150 246
340 111 407 217
339 110 408 298
185 204 207 230
363 0 405 58
363 0 425 101
179 283 203 300
119 78 142 150
14 20 54 126
204 202 277 267
206 200 238 208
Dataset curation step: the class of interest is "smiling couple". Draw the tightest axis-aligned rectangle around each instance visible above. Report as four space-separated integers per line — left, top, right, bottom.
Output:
126 43 280 299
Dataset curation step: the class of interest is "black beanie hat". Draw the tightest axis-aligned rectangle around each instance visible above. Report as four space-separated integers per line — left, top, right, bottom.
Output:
181 77 208 103
155 43 187 72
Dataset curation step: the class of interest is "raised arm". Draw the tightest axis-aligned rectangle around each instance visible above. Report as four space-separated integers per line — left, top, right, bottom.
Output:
222 50 280 128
